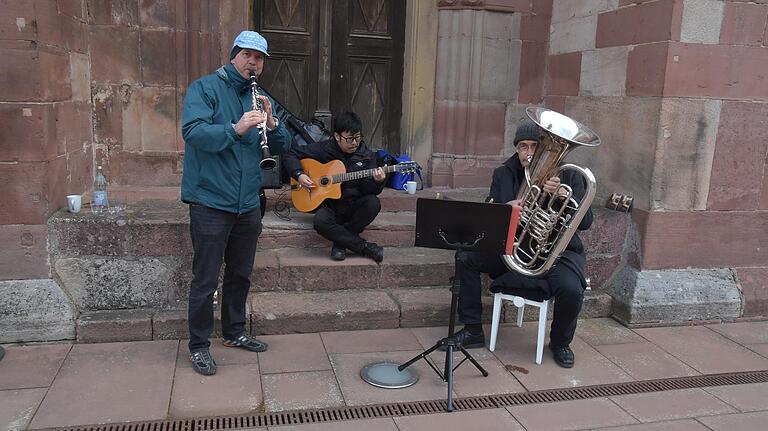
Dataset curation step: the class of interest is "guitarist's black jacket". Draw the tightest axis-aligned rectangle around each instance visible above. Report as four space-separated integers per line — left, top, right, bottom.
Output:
283 138 387 200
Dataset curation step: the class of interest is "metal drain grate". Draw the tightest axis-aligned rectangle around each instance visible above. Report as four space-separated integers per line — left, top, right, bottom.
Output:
41 370 768 431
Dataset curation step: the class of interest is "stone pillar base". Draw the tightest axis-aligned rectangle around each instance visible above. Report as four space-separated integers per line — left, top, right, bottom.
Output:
611 267 743 326
0 279 76 343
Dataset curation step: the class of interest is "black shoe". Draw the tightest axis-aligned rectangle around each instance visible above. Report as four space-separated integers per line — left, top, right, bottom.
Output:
361 242 384 263
549 343 575 368
190 348 217 376
223 334 269 352
331 245 346 261
439 328 485 351
0 345 5 362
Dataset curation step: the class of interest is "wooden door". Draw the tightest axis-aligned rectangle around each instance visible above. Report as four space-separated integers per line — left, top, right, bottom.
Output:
253 0 405 153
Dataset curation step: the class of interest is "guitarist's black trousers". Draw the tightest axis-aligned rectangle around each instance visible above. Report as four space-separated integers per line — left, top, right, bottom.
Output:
313 195 381 253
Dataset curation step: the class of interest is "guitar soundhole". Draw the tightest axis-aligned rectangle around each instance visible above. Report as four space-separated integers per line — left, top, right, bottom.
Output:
320 177 330 186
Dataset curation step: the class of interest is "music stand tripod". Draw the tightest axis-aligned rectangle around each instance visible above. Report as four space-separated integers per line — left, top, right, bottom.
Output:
398 198 513 412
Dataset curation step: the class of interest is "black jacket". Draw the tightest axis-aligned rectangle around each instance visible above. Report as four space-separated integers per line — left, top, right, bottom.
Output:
282 139 386 200
490 154 594 281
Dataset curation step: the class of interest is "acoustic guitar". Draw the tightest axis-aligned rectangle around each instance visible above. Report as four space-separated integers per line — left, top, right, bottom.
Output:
290 158 420 212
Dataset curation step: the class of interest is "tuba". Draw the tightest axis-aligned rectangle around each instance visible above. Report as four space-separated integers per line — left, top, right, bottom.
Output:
502 107 601 277
250 72 277 170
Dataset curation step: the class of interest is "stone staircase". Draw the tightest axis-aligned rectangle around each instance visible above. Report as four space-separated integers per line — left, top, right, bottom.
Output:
48 188 623 343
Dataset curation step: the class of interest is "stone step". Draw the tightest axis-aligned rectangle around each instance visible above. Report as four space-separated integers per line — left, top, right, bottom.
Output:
74 288 613 342
250 246 456 292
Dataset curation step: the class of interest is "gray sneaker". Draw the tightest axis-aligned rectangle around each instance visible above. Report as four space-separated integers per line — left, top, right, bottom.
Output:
223 334 269 352
190 348 217 376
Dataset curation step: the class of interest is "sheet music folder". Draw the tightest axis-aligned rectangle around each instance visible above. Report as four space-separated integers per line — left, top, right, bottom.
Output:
414 198 513 254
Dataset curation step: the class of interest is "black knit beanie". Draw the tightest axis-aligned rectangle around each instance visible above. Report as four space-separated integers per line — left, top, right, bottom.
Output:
230 46 242 60
514 119 540 146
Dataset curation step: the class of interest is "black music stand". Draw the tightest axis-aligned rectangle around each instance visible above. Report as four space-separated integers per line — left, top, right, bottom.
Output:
398 198 513 412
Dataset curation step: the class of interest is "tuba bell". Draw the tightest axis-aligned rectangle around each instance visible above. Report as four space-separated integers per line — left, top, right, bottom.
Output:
502 107 601 277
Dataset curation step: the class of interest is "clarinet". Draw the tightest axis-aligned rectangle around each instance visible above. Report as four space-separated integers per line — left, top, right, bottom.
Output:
250 72 277 170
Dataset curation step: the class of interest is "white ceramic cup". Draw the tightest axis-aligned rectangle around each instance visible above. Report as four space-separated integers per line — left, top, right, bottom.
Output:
66 194 82 213
402 180 417 195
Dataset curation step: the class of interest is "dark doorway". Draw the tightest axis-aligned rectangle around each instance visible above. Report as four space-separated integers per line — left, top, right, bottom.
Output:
253 0 405 153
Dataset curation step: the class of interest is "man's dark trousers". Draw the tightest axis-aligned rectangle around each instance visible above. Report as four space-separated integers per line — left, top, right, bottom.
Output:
313 195 380 253
188 204 262 352
456 251 584 347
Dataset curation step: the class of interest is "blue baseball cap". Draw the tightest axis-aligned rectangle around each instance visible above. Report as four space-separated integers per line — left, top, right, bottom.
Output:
231 30 269 57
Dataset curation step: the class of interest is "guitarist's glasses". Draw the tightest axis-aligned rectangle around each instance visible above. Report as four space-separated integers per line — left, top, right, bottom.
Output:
338 133 363 143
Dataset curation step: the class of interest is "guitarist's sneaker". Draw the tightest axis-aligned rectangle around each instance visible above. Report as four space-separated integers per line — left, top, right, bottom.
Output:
331 245 346 261
361 242 384 263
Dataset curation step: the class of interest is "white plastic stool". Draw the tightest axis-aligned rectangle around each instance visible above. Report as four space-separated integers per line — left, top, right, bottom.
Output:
489 292 550 364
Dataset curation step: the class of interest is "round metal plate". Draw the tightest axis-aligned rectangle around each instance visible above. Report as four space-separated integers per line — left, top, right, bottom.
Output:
360 361 419 389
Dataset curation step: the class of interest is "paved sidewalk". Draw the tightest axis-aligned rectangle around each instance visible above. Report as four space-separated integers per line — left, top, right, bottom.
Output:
2 318 768 430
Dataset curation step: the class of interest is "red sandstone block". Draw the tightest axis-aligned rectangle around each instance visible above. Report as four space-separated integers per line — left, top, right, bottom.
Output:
521 0 552 42
433 102 506 155
720 2 768 46
0 43 71 102
761 175 768 211
626 42 669 96
106 151 182 186
586 255 621 290
138 87 178 152
56 100 93 154
86 0 139 25
596 0 680 48
0 1 36 40
76 309 153 343
60 14 88 53
544 95 566 113
131 221 191 257
0 224 50 280
437 0 531 12
140 29 175 85
34 0 66 48
58 0 85 19
664 42 768 99
92 84 126 143
0 162 48 225
0 103 58 162
47 156 69 215
737 267 768 317
89 26 140 83
580 209 631 255
251 251 280 292
519 41 546 103
642 211 768 269
546 52 581 96
139 0 176 28
708 101 768 210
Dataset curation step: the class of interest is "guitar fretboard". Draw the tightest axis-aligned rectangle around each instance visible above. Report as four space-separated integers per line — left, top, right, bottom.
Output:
331 164 406 184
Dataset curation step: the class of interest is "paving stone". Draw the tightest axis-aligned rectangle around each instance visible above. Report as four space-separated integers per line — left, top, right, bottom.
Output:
451 358 525 398
262 370 344 412
28 341 177 429
585 419 710 431
175 338 260 367
257 333 331 374
491 326 633 391
76 309 153 343
705 321 768 345
321 328 422 354
610 388 736 423
0 343 71 390
275 247 380 291
250 290 399 334
169 364 262 418
633 326 768 374
0 388 47 431
576 317 645 346
697 410 768 431
594 342 699 380
394 408 524 431
507 398 637 430
704 383 768 413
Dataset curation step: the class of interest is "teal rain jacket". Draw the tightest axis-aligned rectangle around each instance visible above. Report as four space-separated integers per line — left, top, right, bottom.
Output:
181 64 291 213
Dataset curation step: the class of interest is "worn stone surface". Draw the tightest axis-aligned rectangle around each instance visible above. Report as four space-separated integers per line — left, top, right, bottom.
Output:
596 0 679 47
250 290 400 334
549 14 597 55
547 52 582 96
580 46 629 97
736 267 768 318
379 248 454 288
55 257 184 310
611 267 743 324
0 224 50 280
680 0 724 44
651 98 721 211
720 2 768 46
0 279 76 342
77 309 153 343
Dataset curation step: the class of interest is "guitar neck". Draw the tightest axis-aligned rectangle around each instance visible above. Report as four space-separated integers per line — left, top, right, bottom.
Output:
333 164 401 184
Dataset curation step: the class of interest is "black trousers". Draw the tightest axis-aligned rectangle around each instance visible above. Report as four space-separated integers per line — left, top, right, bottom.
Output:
313 195 381 253
188 204 262 352
456 251 585 348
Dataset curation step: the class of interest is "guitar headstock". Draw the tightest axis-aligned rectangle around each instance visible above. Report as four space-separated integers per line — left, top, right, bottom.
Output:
395 161 420 174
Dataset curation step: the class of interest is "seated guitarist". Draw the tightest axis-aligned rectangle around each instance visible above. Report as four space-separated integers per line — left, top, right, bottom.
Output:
283 111 387 262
